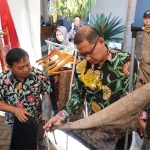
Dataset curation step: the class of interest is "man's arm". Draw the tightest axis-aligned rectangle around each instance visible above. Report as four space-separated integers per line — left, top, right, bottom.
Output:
42 94 53 122
43 71 86 131
0 101 31 122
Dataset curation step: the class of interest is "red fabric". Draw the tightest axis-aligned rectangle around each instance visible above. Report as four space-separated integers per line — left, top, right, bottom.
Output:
0 0 20 48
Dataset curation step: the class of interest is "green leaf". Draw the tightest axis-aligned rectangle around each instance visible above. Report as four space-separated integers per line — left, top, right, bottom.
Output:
114 58 119 70
9 86 12 91
117 70 125 76
106 74 112 83
30 102 36 106
25 91 31 94
116 80 121 90
14 94 17 99
118 52 129 57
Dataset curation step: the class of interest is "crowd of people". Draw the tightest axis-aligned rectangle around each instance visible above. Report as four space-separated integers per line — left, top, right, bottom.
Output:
0 10 150 150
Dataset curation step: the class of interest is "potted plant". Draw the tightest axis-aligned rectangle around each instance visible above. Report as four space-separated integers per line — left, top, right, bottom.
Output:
91 13 125 45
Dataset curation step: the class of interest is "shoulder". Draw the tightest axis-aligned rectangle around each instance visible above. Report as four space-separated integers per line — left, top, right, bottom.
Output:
30 67 49 81
68 42 74 47
76 60 88 73
30 67 46 76
110 50 131 62
0 70 11 79
68 27 72 32
110 49 130 56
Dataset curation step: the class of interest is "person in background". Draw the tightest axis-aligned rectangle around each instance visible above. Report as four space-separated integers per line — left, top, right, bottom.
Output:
0 48 51 150
43 26 138 150
135 10 150 60
68 15 82 43
135 10 150 149
54 25 74 54
49 25 75 115
41 15 45 25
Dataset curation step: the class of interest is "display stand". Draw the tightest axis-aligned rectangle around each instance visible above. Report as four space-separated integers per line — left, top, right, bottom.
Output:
124 24 144 150
40 40 80 150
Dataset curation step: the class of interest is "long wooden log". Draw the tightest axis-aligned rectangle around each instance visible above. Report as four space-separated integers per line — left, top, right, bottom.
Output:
53 82 150 132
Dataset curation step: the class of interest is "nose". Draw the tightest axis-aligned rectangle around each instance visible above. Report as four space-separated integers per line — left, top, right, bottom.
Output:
85 55 91 61
23 66 30 72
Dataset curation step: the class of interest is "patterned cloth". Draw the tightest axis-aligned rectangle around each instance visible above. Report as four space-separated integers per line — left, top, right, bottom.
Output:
0 67 51 126
57 50 138 120
56 49 138 149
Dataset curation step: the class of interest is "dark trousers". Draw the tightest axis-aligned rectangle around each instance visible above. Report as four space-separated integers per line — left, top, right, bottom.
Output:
115 132 132 150
9 116 37 150
49 75 58 114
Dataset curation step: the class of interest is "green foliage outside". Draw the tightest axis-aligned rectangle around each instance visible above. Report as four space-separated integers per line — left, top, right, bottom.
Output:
56 0 95 20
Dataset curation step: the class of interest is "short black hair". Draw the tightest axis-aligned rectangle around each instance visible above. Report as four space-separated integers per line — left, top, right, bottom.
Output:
6 48 29 67
74 15 81 20
74 26 100 45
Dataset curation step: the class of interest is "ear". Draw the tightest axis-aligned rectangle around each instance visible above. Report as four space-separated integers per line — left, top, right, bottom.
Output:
7 65 12 72
98 37 105 46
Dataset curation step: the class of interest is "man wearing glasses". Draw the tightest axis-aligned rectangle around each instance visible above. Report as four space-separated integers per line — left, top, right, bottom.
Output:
44 26 138 149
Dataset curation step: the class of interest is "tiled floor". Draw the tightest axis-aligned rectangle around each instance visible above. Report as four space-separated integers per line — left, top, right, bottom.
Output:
0 112 10 150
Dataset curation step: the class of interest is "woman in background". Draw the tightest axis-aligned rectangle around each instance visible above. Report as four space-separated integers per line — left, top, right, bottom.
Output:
50 26 75 115
54 26 74 54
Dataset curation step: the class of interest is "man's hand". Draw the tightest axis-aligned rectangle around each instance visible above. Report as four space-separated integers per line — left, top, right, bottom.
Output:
43 116 61 132
14 107 31 123
138 119 146 137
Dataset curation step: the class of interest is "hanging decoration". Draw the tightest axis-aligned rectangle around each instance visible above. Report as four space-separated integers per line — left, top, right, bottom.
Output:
0 0 20 48
47 0 57 23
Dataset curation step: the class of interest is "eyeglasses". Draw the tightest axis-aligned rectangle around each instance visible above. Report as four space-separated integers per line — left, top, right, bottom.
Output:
78 37 99 58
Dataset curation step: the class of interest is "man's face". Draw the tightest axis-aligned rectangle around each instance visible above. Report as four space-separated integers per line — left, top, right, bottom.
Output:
74 17 81 27
143 16 150 26
76 37 106 65
8 56 32 80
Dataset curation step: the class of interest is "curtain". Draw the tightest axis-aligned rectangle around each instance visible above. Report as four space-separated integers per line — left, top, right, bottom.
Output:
7 0 41 68
0 0 20 48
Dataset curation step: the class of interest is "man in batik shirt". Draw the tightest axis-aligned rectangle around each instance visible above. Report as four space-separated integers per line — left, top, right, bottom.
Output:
0 48 51 150
44 26 138 150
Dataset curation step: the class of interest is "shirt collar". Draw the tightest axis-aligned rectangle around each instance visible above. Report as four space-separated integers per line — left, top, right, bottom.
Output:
9 72 33 81
74 25 81 30
92 50 112 69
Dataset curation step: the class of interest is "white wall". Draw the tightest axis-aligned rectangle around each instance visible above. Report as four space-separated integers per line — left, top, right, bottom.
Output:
90 0 128 39
40 0 49 23
40 0 44 17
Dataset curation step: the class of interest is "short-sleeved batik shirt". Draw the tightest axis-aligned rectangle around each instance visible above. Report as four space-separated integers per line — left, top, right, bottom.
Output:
57 50 138 121
0 67 51 126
